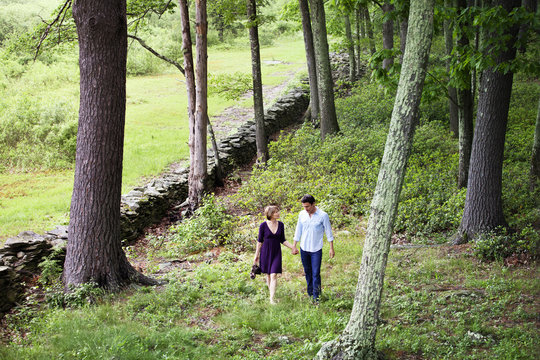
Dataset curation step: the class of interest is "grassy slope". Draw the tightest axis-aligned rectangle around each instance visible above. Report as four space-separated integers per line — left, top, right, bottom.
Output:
1 229 538 359
0 38 307 242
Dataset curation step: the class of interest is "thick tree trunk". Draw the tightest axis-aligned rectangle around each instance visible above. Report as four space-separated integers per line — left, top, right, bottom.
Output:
444 0 459 137
456 0 474 189
316 1 434 358
531 97 540 191
344 14 356 82
299 0 320 125
308 0 340 140
364 6 376 56
247 0 268 163
456 0 521 243
382 2 394 70
64 0 156 290
189 0 208 211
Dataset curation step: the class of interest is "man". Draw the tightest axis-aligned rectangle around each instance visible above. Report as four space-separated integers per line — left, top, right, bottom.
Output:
293 194 334 302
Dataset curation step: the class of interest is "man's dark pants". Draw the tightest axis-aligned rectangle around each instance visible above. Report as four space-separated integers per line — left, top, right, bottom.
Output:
300 248 322 301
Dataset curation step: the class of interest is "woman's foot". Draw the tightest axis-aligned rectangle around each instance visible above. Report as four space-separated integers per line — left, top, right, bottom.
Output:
270 299 278 305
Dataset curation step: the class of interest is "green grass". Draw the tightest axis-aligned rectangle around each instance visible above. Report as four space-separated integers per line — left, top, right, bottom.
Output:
1 227 538 359
0 37 307 242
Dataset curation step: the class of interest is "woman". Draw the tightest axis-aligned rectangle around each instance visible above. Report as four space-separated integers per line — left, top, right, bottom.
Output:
253 205 298 304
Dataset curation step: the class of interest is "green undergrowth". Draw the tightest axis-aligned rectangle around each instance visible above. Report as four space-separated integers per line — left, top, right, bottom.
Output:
233 78 540 253
1 232 538 359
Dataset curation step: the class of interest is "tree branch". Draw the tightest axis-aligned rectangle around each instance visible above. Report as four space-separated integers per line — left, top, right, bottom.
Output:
34 0 73 60
127 34 185 75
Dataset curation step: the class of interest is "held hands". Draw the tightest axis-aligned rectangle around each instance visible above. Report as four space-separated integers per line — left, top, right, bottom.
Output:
291 247 299 255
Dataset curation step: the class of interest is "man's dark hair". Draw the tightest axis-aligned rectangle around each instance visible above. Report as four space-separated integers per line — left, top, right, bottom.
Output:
301 194 316 204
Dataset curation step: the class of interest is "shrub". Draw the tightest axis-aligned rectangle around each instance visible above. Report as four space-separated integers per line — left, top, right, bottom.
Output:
162 194 235 256
472 226 540 261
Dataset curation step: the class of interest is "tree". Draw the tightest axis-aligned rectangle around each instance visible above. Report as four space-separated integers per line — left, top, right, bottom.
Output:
299 0 320 124
63 0 156 289
247 0 268 163
443 0 459 136
456 0 522 243
188 0 209 210
363 4 376 55
531 97 540 191
309 0 340 140
454 0 474 189
381 1 394 70
316 0 434 358
344 13 357 81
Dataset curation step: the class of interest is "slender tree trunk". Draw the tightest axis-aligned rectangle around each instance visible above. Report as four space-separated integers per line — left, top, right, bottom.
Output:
179 0 196 169
308 0 340 140
530 97 540 191
344 13 356 82
247 0 268 163
299 0 320 125
356 5 363 75
444 0 459 137
399 18 408 64
456 0 474 189
64 0 156 290
316 1 434 358
364 6 376 55
189 0 208 211
456 0 521 243
382 1 395 70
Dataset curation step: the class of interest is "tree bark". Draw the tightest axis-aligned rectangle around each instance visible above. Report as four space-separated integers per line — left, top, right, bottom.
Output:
399 17 408 64
188 0 209 211
64 0 156 290
364 6 376 56
344 13 356 82
299 0 320 125
456 0 474 189
247 0 268 163
382 1 394 70
444 0 459 137
456 0 521 243
316 1 434 358
308 0 340 140
529 97 540 191
356 4 363 75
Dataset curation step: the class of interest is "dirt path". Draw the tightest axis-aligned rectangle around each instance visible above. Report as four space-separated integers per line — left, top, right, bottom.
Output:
210 64 304 140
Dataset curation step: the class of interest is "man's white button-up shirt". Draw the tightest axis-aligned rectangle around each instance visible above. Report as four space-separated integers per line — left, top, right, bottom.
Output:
294 208 334 252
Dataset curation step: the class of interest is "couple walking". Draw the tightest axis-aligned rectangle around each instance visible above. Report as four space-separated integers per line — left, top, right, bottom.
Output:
253 195 335 304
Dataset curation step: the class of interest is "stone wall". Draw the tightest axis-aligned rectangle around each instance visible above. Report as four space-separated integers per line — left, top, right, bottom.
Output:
0 86 309 315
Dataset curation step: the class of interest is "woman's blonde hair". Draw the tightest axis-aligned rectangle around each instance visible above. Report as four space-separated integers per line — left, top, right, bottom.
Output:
264 205 280 220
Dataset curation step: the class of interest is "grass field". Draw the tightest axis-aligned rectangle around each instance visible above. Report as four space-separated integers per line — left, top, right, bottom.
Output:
0 37 307 242
1 223 538 359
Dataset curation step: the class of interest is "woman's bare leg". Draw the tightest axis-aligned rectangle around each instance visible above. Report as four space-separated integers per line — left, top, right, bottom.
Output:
269 273 278 304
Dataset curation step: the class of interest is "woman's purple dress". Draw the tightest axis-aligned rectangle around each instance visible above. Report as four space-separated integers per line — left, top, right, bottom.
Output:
258 221 286 274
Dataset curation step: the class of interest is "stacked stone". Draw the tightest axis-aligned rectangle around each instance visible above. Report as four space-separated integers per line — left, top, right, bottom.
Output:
0 86 309 315
0 227 68 313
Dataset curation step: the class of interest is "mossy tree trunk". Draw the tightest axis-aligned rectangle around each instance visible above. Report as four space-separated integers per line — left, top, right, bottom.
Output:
247 0 268 163
315 0 434 358
64 0 157 290
299 0 320 124
309 0 340 140
456 0 521 243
